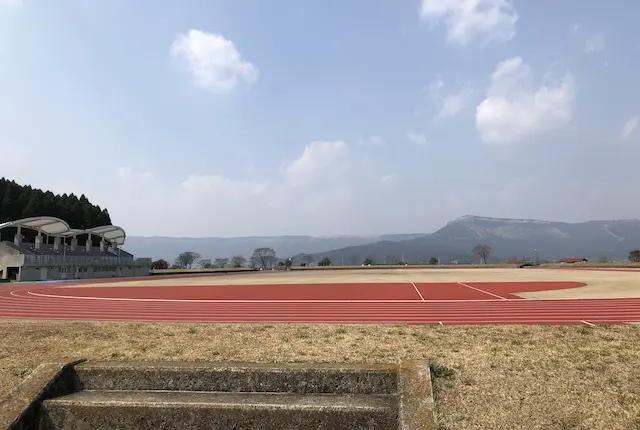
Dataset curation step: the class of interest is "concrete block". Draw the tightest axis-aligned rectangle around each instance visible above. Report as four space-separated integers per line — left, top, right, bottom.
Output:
74 361 399 394
0 359 86 430
398 360 437 430
39 390 399 430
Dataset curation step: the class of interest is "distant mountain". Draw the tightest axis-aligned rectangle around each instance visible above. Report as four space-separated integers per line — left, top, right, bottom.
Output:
125 233 427 261
292 215 640 265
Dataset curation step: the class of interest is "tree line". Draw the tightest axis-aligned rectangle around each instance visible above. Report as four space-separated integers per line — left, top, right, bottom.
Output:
0 178 112 241
151 243 640 270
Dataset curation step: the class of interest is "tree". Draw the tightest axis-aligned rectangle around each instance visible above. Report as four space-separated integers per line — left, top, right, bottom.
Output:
174 251 202 269
428 257 439 265
472 244 492 265
301 255 314 266
363 258 373 266
598 255 610 263
0 178 113 237
318 256 332 266
214 258 229 268
629 249 640 263
251 247 277 269
284 258 292 269
230 255 246 268
198 258 213 268
151 259 169 270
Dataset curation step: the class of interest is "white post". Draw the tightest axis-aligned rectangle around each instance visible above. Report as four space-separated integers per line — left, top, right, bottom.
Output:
14 226 22 246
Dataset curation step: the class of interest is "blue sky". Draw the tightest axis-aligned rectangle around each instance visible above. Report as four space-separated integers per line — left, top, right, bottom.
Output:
1 0 639 237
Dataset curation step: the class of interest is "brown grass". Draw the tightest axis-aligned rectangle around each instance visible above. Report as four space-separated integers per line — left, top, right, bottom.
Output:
1 321 638 429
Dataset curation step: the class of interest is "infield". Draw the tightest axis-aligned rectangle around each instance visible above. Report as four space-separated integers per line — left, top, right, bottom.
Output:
2 267 640 325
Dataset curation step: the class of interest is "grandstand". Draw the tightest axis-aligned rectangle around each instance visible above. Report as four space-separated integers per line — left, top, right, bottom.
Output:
0 216 150 282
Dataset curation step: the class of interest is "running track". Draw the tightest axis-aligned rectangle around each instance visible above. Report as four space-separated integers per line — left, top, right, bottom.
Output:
1 280 640 325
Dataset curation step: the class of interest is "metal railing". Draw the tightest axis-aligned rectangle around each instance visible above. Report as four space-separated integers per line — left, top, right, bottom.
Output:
24 254 134 266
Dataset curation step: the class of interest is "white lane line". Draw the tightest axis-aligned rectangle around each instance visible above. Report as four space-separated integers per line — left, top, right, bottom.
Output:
580 320 596 327
412 282 425 302
457 282 509 301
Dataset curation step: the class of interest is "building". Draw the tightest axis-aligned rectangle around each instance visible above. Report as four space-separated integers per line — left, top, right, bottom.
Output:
0 216 151 282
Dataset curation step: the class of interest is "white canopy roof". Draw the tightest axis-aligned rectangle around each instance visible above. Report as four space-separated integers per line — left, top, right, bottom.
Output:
0 217 126 246
85 225 126 246
0 216 71 235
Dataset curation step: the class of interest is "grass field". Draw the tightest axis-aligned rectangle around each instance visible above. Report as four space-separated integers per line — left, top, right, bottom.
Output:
2 267 640 429
0 321 638 429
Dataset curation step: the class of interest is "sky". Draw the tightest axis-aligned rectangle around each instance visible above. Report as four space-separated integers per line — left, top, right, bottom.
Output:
1 0 640 237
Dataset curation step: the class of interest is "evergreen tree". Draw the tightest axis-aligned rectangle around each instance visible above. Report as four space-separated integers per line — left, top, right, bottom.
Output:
0 178 112 231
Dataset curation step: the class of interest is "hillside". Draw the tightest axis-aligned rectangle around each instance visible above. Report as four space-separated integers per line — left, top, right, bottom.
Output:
293 215 640 264
125 233 427 262
0 178 112 239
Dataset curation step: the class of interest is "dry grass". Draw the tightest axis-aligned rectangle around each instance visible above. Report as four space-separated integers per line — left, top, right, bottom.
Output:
1 321 638 429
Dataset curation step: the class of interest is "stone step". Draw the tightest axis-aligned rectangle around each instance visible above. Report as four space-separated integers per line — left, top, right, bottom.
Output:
39 390 399 430
73 361 398 394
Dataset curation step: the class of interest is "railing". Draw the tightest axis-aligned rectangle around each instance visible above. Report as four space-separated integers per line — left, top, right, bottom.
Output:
24 254 134 266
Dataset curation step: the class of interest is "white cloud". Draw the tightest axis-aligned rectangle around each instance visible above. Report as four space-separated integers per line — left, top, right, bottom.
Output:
358 135 385 147
572 24 605 53
170 29 258 93
380 173 399 184
97 139 378 236
475 57 575 144
407 132 428 145
425 77 444 96
181 174 268 197
420 0 518 45
115 167 153 184
621 115 640 141
435 87 475 119
283 140 350 188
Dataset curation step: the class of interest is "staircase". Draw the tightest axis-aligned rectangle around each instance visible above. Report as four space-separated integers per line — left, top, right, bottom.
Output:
4 360 435 429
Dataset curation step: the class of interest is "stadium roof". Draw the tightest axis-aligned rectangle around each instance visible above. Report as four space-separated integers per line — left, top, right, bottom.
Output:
85 225 126 246
0 217 126 245
0 216 71 235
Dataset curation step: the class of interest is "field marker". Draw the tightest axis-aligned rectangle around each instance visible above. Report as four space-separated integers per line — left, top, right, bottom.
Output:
411 282 425 302
457 282 509 300
580 320 596 327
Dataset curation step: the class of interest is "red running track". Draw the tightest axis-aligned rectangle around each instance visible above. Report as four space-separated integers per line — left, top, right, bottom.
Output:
1 281 640 325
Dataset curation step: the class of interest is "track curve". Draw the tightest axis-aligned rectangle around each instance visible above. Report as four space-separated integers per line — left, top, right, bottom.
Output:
2 282 640 325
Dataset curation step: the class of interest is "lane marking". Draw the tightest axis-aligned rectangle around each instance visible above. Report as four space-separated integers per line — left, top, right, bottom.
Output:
457 282 509 300
580 320 596 327
411 282 425 302
16 289 640 304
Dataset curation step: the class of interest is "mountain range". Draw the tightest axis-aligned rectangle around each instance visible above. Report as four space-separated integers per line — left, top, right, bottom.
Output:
125 215 640 264
291 216 640 265
124 233 426 262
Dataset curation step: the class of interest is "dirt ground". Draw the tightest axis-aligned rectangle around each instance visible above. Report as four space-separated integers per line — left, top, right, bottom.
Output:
1 320 639 430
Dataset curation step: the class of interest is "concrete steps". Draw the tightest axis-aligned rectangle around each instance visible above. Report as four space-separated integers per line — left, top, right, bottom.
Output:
39 390 398 430
71 361 398 394
4 360 436 429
